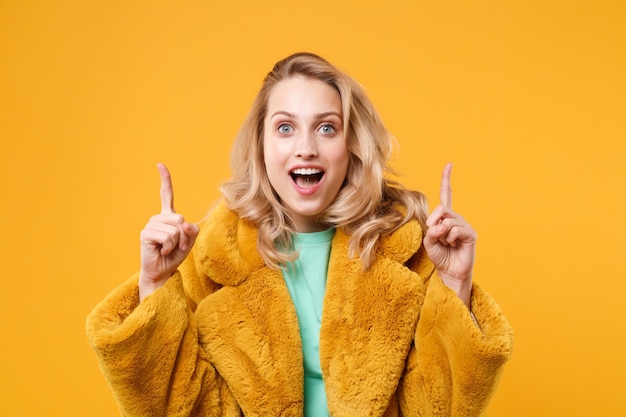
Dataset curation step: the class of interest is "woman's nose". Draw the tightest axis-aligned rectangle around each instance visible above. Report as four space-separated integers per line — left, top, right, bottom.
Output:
294 132 318 158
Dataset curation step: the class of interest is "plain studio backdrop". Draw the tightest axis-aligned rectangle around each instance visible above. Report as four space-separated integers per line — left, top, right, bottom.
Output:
1 1 624 415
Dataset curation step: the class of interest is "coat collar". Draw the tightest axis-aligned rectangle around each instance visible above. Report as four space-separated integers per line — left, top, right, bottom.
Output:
194 201 428 415
194 201 423 285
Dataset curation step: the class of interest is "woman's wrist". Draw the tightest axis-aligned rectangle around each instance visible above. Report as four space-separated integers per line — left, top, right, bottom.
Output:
438 272 472 309
138 272 168 302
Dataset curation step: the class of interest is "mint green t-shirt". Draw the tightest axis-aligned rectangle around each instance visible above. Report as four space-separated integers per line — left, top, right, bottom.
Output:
282 228 335 417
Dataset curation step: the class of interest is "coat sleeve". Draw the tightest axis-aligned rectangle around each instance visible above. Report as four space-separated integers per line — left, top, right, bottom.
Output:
399 247 514 416
85 271 228 417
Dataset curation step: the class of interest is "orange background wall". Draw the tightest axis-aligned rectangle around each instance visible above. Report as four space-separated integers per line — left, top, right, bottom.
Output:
1 1 625 415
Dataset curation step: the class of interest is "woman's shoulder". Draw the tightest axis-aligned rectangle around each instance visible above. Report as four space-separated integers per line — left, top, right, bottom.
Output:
192 200 265 285
377 216 424 264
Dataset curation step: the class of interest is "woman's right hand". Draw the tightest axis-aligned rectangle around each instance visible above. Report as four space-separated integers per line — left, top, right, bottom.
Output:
138 163 199 301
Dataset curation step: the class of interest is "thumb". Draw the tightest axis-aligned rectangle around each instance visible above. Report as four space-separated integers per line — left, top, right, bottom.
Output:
423 223 444 248
183 222 200 249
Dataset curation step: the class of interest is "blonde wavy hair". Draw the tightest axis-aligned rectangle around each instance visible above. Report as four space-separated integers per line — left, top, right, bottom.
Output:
220 52 429 270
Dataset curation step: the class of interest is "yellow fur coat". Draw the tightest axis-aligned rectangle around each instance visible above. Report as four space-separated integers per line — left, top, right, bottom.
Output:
86 202 513 416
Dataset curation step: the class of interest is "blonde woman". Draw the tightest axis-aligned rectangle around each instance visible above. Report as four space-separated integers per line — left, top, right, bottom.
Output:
87 52 513 416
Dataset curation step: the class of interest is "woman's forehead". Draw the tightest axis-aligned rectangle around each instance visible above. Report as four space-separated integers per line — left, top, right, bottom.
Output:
265 76 342 118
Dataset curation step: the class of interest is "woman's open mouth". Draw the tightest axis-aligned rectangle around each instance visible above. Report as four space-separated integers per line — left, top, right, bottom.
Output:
290 168 324 188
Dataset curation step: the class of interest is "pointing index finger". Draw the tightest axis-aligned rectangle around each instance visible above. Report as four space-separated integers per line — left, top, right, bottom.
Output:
440 162 453 208
157 163 175 214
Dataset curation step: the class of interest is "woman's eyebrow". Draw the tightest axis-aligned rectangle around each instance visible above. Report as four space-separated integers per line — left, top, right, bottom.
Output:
314 111 342 120
270 111 295 119
270 110 342 120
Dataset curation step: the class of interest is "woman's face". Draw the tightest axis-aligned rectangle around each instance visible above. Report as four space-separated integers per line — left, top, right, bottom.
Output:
263 76 349 232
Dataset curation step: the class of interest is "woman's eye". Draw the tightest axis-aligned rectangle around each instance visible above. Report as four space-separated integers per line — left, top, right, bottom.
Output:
278 124 293 134
319 124 335 134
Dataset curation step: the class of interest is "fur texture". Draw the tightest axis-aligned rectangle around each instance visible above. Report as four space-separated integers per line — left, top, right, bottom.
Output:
86 201 513 416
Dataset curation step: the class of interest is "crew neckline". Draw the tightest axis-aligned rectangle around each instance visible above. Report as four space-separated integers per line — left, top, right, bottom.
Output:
292 228 335 245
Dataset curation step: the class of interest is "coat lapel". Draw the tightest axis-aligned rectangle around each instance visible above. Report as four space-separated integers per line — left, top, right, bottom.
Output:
194 204 305 416
320 226 425 416
197 267 305 416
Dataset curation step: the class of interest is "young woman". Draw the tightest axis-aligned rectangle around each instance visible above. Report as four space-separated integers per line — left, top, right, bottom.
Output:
87 52 513 416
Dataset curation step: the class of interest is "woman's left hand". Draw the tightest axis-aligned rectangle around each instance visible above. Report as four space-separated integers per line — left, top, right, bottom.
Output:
423 163 476 308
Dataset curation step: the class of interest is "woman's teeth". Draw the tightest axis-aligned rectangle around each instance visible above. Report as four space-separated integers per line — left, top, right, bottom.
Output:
291 168 324 187
291 168 322 175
